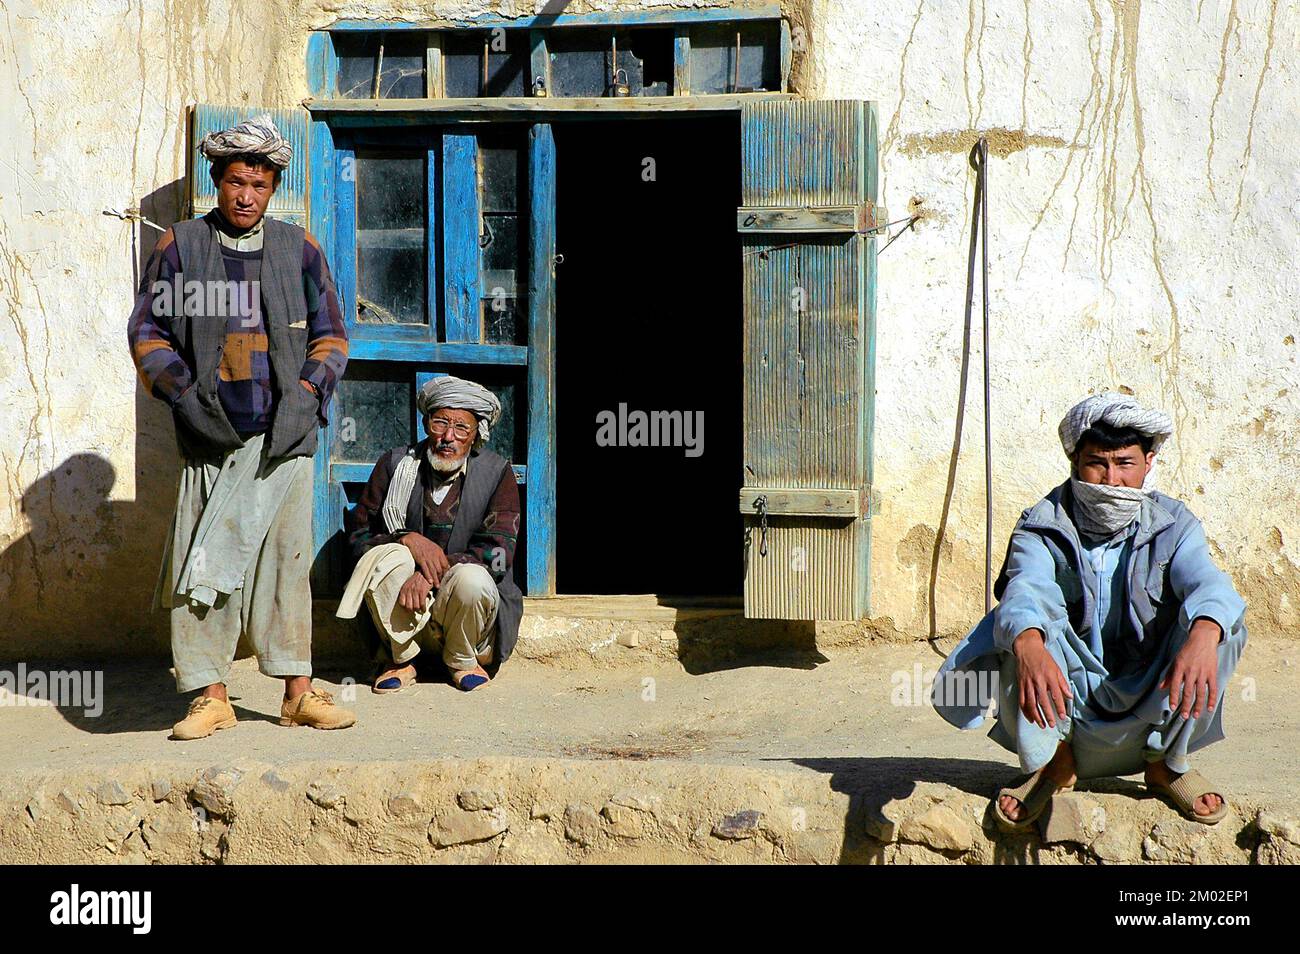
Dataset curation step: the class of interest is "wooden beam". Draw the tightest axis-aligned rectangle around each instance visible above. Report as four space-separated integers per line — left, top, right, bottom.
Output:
442 132 480 342
739 487 867 518
347 339 528 363
325 6 782 31
736 204 883 233
306 93 797 122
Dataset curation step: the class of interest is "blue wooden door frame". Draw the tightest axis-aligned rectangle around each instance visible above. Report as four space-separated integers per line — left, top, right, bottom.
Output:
307 32 555 596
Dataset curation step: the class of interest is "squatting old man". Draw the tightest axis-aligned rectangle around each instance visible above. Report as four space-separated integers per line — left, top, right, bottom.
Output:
127 114 354 738
337 375 523 693
932 393 1247 829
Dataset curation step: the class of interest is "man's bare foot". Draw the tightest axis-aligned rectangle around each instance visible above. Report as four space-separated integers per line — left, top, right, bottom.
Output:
999 742 1078 822
1145 761 1223 817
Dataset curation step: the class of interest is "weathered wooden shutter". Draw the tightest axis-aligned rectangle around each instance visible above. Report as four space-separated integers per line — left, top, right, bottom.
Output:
188 105 309 226
738 100 880 620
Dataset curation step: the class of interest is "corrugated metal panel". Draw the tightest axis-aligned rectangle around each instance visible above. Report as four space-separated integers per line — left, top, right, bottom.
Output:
744 518 859 620
189 105 309 227
739 99 877 621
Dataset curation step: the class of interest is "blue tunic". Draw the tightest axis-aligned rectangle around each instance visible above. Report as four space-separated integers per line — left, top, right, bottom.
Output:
932 482 1247 778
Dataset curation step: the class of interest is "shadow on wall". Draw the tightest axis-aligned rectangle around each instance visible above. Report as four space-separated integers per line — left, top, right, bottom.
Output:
0 180 186 663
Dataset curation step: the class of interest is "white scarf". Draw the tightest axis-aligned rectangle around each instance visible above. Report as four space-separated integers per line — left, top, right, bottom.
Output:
1070 479 1146 538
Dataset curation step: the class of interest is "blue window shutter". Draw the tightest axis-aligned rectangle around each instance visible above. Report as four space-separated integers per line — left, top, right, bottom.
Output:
188 105 310 227
738 99 879 621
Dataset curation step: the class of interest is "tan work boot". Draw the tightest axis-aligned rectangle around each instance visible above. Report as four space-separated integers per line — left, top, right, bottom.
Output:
279 688 356 730
172 695 237 740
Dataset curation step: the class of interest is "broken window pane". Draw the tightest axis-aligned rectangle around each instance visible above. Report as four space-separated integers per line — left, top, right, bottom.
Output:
478 136 526 344
335 33 427 98
690 22 780 94
356 153 426 324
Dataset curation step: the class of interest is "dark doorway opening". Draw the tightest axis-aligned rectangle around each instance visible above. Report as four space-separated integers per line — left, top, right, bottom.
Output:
554 117 743 596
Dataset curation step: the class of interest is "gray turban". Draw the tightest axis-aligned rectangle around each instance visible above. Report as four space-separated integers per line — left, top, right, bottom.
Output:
1059 392 1173 457
418 375 502 443
199 112 293 169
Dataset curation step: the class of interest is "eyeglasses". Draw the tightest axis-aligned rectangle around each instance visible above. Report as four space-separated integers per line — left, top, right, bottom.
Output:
429 418 474 439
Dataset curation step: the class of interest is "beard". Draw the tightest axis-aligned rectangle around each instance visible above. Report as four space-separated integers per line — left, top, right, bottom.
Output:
427 442 469 474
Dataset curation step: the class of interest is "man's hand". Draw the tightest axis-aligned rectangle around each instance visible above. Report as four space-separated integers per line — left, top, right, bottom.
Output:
1013 628 1074 729
398 571 434 613
401 533 450 586
1160 619 1222 720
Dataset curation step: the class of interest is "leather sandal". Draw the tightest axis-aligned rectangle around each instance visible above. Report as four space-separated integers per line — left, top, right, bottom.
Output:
1148 769 1230 825
992 766 1074 832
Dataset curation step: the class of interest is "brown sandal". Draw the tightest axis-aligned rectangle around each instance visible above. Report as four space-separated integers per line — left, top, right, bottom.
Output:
992 766 1074 831
1148 769 1230 825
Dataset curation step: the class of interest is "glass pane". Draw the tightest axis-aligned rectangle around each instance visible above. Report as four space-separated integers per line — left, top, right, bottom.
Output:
443 33 481 97
331 367 413 463
481 213 520 293
485 31 528 97
356 154 426 324
336 33 427 98
480 146 519 213
441 31 527 97
548 29 608 97
336 34 379 99
378 34 427 99
690 22 779 94
482 297 525 346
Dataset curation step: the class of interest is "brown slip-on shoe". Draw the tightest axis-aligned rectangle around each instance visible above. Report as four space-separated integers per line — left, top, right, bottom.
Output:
279 688 356 730
172 695 237 741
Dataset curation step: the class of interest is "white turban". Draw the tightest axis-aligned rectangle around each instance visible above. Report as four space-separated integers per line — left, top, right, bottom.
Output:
417 375 502 443
199 113 293 169
1058 392 1173 458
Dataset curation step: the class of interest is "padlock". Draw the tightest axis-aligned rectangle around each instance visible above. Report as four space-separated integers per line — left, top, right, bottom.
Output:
533 75 548 97
612 67 630 97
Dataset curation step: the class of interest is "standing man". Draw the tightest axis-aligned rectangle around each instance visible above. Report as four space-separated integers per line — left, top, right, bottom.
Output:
932 393 1247 828
128 113 355 739
337 376 523 693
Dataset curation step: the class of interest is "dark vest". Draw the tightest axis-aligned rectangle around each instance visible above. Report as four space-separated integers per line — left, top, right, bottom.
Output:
168 211 319 461
385 443 525 664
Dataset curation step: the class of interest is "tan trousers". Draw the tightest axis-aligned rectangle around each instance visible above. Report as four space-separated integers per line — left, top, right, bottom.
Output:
345 543 498 671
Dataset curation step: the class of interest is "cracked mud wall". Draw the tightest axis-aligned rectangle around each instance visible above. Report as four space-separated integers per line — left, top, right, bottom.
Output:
0 1 1296 657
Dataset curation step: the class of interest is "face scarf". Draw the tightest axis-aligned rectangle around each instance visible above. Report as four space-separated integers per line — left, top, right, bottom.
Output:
1069 478 1146 538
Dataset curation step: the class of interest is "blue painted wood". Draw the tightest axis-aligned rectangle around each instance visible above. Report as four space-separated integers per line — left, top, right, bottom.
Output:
307 104 340 592
327 7 781 31
335 143 358 331
526 122 557 597
306 30 338 98
860 102 880 615
779 20 791 92
348 339 528 364
442 132 480 342
426 145 441 342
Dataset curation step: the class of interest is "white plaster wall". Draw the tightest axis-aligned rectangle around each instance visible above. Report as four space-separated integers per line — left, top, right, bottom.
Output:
0 0 1295 657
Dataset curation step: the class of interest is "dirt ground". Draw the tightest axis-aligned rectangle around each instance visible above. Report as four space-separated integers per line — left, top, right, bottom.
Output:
3 637 1295 805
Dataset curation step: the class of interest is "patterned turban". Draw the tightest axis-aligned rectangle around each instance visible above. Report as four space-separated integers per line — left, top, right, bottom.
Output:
199 113 293 169
417 375 502 443
1058 392 1173 457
